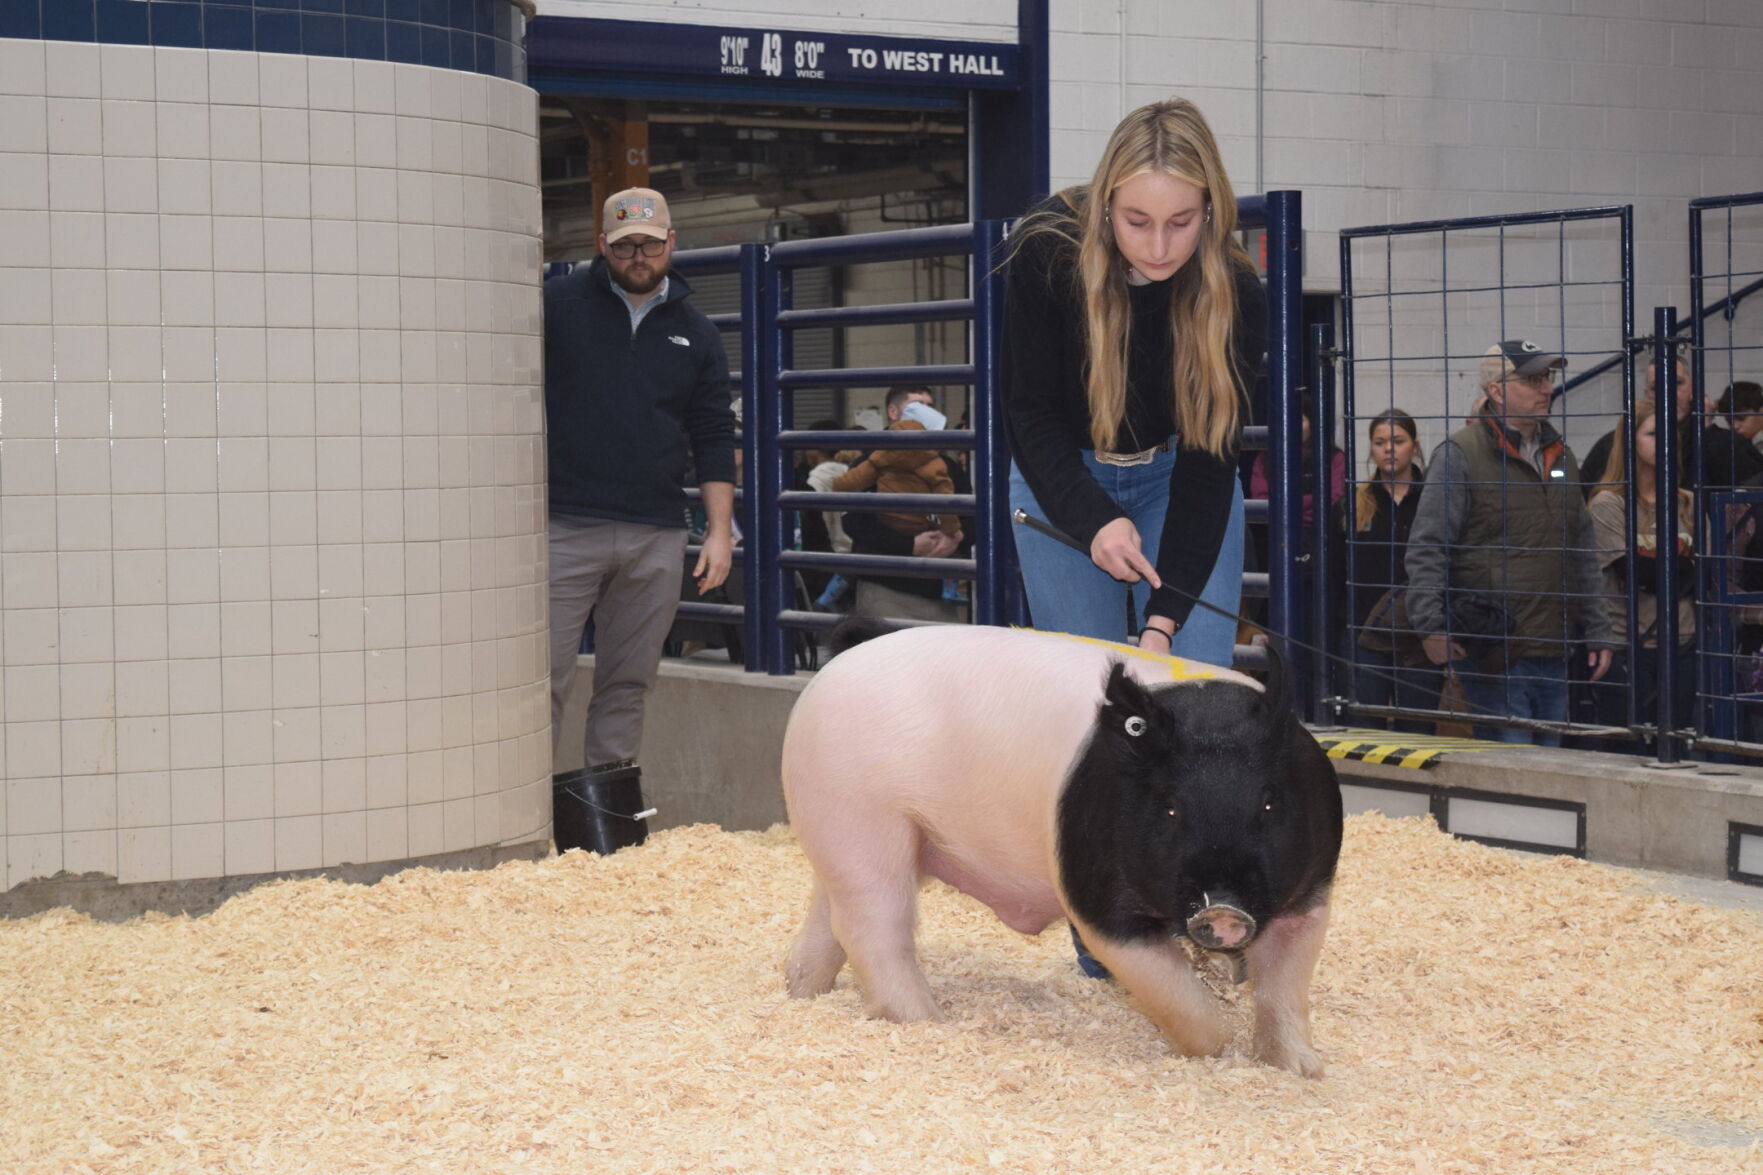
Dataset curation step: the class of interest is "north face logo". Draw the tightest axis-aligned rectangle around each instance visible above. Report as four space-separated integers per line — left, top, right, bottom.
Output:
668 335 690 347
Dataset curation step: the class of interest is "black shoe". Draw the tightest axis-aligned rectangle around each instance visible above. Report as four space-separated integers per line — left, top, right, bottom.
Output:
552 760 650 854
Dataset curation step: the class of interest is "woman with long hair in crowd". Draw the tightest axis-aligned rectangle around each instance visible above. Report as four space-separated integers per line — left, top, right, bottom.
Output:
1001 98 1267 666
1587 401 1698 733
1335 408 1437 732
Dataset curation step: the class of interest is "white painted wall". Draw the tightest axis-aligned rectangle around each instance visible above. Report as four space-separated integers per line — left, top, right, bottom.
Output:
1050 0 1763 453
531 0 1016 43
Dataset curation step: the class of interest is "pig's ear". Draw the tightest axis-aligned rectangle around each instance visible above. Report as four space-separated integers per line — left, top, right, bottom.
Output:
1260 642 1293 715
1100 662 1165 747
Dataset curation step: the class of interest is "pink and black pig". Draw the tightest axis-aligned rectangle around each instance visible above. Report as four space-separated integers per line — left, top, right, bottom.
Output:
782 624 1342 1077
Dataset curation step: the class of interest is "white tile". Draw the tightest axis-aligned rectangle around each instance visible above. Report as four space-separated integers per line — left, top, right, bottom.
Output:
5 664 61 722
364 647 404 703
355 167 397 221
93 269 150 327
355 113 397 168
57 551 114 608
0 94 47 152
167 711 223 770
61 717 116 775
47 96 103 155
271 599 320 657
218 491 270 548
262 162 312 219
53 323 107 380
104 325 159 381
321 757 366 812
119 772 171 829
218 436 270 492
2 495 57 553
220 603 274 661
163 441 219 493
319 649 365 707
276 814 323 871
171 822 225 881
322 811 367 867
395 117 433 172
309 111 356 167
115 660 169 717
101 99 158 157
1 440 55 495
318 596 365 654
164 490 217 549
6 776 62 835
119 825 173 884
269 491 318 546
218 545 271 603
222 764 274 821
113 605 169 663
213 272 266 327
217 382 268 436
161 270 215 327
258 51 308 107
103 156 158 214
310 166 356 221
365 806 407 860
312 220 358 274
116 715 170 774
364 699 405 756
0 210 51 269
171 768 224 824
270 543 319 599
272 652 319 710
261 107 310 165
212 215 265 272
315 492 363 545
165 548 221 604
166 602 223 659
215 327 267 381
266 328 316 382
308 56 354 112
155 47 209 104
264 217 313 272
268 436 316 490
210 105 262 161
160 213 214 271
56 437 110 493
353 59 395 115
8 832 64 889
222 709 275 767
210 160 263 217
273 755 321 816
208 51 258 106
0 38 48 97
442 797 473 852
64 829 118 878
101 211 158 269
407 801 443 856
315 435 362 487
224 818 275 874
0 154 50 212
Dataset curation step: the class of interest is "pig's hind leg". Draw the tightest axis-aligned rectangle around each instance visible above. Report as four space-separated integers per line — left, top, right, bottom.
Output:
817 821 940 1023
1074 920 1232 1060
1244 899 1330 1078
785 881 847 998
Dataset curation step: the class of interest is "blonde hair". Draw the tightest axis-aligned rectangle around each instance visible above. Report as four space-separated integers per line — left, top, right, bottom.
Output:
1593 399 1695 526
1012 99 1252 458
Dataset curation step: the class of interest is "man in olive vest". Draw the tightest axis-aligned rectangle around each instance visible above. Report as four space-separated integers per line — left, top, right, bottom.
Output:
1405 340 1615 744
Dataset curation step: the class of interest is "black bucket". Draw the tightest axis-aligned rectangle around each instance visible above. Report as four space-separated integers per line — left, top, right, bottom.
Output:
552 762 650 855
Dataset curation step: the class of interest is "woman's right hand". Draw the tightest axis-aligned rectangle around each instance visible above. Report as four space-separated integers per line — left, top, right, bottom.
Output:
1089 517 1162 587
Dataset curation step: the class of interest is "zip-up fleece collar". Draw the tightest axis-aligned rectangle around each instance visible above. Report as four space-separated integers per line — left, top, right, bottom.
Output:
581 256 696 311
1477 409 1565 477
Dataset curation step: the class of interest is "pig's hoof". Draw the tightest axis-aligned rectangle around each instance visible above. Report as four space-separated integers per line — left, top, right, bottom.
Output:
1255 1035 1325 1079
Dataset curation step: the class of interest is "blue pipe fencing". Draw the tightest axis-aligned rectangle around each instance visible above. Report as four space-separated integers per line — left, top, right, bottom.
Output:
1339 204 1639 744
589 194 1304 677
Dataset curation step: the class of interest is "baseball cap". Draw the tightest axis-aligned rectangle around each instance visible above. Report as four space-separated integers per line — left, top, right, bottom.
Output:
603 187 671 244
1480 339 1566 386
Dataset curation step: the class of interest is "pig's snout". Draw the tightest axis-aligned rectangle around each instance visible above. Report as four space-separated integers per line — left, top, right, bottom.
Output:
1186 895 1257 951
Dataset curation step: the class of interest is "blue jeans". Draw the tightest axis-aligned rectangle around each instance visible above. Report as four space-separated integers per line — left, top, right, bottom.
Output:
1348 640 1443 735
1450 656 1569 745
1009 447 1246 668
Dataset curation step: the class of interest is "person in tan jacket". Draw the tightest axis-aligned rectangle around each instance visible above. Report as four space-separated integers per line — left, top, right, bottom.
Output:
832 413 963 542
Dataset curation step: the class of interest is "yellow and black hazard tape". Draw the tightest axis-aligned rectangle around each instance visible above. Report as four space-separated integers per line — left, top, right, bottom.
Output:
1310 729 1508 770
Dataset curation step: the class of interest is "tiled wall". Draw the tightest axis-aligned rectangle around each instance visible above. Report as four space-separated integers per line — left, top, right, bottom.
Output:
0 37 549 891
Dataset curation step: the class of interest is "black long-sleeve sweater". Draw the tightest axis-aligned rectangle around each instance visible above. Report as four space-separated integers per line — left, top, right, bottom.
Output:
543 259 736 527
1000 195 1268 628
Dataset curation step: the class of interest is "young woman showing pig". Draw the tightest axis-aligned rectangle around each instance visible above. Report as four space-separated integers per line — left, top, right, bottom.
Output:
1002 98 1267 667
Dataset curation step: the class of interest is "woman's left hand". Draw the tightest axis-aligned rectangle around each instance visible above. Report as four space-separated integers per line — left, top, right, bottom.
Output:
1090 517 1162 587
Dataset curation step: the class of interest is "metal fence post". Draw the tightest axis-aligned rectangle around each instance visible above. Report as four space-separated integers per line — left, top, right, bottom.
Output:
1309 320 1336 722
1265 190 1304 691
971 218 1010 627
738 242 766 673
1653 308 1682 762
759 248 791 675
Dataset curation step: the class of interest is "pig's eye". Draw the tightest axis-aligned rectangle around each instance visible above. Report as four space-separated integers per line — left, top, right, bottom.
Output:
1123 716 1147 738
1165 808 1177 818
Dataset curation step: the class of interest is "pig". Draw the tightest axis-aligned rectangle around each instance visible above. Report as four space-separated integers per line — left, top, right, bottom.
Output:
781 624 1342 1077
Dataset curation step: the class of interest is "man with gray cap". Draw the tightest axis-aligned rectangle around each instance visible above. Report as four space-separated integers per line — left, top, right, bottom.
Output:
1404 339 1615 744
543 187 736 851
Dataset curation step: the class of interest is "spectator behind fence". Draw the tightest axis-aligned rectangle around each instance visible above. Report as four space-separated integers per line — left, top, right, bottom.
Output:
1702 381 1763 491
1405 340 1614 745
836 387 966 624
1335 408 1438 733
1249 394 1346 533
1586 400 1698 733
1002 98 1266 666
544 187 736 851
795 418 851 606
1579 347 1698 494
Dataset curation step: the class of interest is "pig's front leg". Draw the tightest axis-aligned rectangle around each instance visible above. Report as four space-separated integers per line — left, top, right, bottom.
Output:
1072 917 1231 1060
1244 899 1330 1078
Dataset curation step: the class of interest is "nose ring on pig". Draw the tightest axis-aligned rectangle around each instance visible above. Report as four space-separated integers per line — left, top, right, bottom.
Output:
1186 895 1257 952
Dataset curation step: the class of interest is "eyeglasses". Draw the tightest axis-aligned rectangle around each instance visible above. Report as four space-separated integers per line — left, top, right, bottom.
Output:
608 237 667 259
1499 374 1554 390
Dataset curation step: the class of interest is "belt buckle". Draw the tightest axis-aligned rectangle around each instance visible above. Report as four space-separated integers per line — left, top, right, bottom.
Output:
1096 446 1156 467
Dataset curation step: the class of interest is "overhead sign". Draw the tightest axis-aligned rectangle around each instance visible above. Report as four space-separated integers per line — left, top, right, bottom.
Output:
527 16 1020 90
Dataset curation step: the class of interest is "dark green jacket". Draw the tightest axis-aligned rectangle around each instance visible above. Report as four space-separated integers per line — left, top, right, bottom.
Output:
1405 412 1614 658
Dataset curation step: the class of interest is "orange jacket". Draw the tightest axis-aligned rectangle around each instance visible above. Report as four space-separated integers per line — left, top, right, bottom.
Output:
831 420 961 537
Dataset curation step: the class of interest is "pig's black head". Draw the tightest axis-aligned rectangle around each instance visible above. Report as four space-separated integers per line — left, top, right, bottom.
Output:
1055 653 1342 950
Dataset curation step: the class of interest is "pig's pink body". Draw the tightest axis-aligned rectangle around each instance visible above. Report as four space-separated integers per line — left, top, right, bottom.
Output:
784 626 1251 935
782 625 1333 1077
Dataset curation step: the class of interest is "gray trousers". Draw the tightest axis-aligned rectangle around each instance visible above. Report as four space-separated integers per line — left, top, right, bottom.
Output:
549 514 690 767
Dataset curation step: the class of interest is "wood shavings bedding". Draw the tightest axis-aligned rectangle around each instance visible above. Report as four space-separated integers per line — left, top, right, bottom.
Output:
2 814 1759 1174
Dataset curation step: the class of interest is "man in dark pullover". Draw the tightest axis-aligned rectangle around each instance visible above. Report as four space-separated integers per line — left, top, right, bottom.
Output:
544 187 736 853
